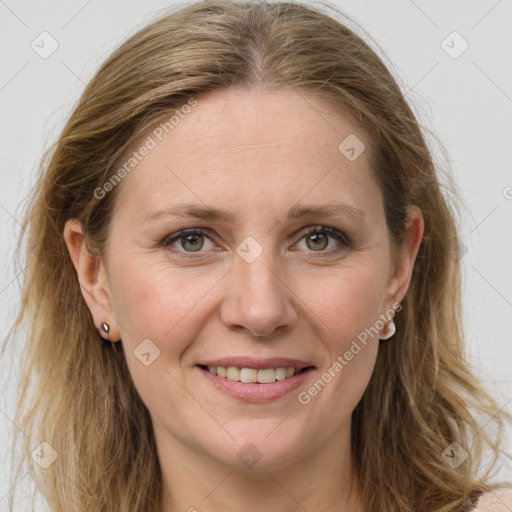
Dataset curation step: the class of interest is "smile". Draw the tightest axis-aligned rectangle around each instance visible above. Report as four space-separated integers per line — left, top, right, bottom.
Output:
196 361 315 403
202 365 304 383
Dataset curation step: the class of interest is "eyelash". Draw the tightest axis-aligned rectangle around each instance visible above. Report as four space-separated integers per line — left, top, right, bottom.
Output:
161 226 351 259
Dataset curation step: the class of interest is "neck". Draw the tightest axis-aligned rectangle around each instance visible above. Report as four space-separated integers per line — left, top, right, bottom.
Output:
156 420 364 512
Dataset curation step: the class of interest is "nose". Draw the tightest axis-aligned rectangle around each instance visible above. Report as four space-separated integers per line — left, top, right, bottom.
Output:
220 249 299 338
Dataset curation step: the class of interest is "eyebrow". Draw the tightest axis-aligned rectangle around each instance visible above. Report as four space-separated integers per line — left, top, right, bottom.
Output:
139 201 365 225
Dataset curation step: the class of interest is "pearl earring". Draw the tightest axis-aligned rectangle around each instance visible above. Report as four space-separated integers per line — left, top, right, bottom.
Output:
380 320 396 340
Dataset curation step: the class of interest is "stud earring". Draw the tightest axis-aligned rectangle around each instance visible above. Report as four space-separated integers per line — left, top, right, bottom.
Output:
100 322 110 339
380 320 396 341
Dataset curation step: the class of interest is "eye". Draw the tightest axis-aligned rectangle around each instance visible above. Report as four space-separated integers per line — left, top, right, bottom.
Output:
162 229 215 254
295 226 350 253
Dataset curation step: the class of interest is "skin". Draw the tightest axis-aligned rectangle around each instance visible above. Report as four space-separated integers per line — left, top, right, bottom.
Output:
64 87 424 512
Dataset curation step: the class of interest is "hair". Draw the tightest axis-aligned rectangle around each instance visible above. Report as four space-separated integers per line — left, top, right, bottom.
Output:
3 0 511 510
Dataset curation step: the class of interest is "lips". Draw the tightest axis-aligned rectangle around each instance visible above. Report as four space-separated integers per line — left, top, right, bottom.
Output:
196 357 315 402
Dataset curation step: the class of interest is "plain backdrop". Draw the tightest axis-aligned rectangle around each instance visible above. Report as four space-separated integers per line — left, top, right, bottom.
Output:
1 0 511 509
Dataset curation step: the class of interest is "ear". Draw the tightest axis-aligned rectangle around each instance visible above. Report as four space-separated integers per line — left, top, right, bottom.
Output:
383 204 424 312
63 219 121 342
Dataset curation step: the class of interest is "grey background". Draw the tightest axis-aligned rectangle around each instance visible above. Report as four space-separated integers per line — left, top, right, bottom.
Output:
1 0 511 509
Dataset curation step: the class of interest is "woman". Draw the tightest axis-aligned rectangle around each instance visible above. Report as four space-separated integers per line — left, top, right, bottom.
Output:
4 1 511 510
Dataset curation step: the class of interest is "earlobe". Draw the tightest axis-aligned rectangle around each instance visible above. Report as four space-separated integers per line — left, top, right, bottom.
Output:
63 219 121 342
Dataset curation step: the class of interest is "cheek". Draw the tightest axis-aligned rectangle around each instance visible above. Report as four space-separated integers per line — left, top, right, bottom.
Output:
308 258 388 343
107 259 213 411
303 260 385 402
108 255 222 352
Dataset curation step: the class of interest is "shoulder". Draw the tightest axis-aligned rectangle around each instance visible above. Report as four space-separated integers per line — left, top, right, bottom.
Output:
472 487 512 511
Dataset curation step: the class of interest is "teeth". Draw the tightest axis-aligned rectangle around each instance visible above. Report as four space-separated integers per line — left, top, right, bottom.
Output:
275 367 287 381
226 366 240 381
257 368 276 384
240 368 258 383
207 366 300 383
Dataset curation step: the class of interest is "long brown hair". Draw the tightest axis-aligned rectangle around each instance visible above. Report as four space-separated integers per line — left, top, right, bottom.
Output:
3 1 511 510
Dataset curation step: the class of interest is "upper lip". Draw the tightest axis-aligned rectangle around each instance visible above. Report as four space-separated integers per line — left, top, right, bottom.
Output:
198 357 314 370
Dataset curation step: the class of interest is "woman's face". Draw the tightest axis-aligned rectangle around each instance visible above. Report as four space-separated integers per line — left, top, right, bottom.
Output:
85 88 421 471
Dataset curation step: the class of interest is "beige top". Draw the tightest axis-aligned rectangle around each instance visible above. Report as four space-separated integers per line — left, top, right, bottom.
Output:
472 487 512 511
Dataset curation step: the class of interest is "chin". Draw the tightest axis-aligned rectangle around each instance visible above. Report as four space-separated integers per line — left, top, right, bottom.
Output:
201 424 315 472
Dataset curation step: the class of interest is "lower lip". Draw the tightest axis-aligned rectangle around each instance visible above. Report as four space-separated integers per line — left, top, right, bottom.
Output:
197 366 315 403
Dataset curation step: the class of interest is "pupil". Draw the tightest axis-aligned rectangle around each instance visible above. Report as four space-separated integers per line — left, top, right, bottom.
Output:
183 234 203 252
307 233 327 251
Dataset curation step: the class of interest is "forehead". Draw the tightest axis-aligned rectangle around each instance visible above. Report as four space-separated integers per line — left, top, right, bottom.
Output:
112 87 381 222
